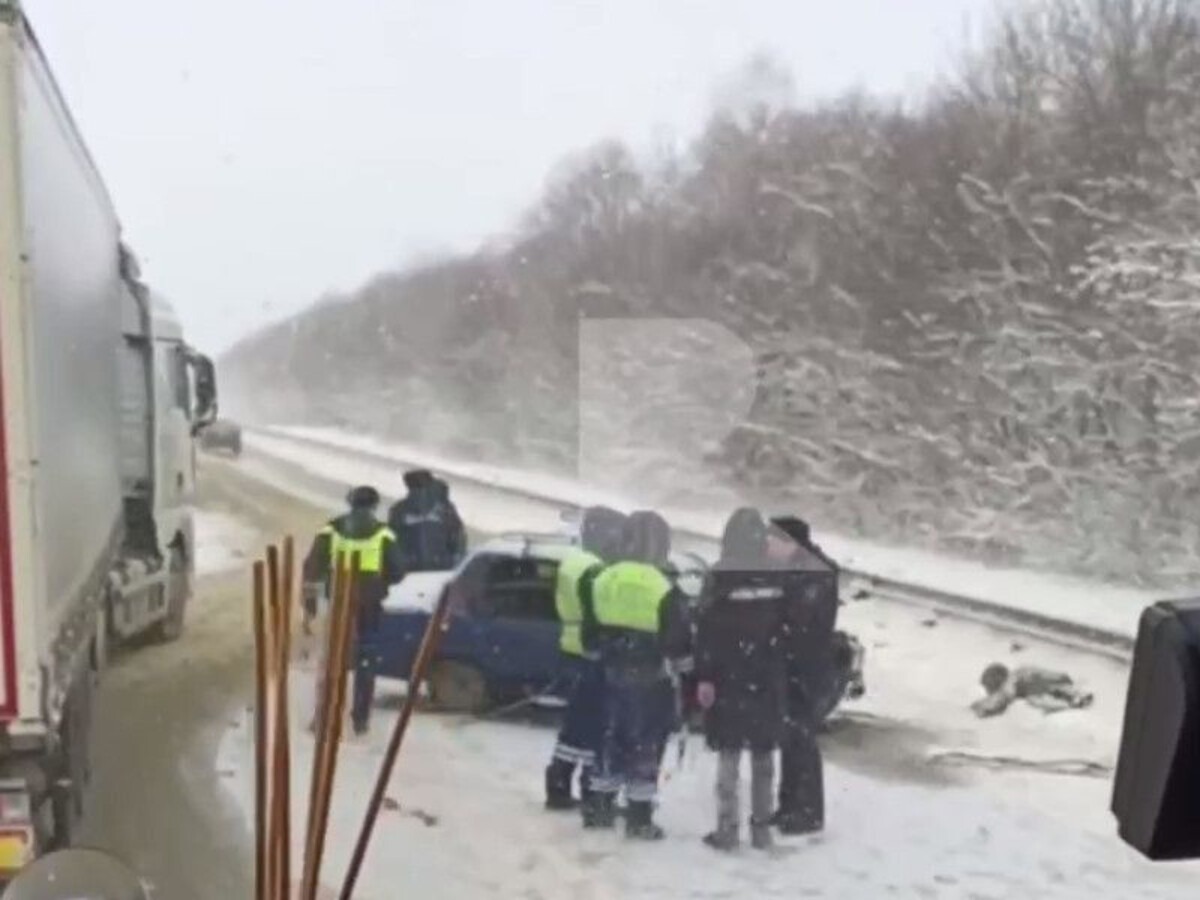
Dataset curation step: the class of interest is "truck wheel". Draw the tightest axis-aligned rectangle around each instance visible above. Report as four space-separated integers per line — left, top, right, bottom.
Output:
92 593 111 673
70 663 93 802
428 661 490 713
49 786 74 851
51 666 93 848
154 547 189 643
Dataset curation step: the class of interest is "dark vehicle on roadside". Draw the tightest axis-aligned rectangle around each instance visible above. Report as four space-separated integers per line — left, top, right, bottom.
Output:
368 533 865 719
199 418 242 457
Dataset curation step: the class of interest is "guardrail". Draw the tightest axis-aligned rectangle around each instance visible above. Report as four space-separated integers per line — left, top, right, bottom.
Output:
241 426 1137 662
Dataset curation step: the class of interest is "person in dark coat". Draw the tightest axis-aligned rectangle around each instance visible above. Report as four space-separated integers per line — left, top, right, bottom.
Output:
302 485 405 734
431 478 467 566
768 514 838 835
387 470 465 571
695 508 788 851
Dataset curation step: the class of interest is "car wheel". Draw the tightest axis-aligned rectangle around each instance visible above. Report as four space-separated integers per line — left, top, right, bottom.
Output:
428 660 490 713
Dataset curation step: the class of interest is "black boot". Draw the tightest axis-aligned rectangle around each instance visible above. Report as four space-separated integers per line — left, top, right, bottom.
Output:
773 809 822 836
582 792 617 829
625 801 665 840
544 760 578 811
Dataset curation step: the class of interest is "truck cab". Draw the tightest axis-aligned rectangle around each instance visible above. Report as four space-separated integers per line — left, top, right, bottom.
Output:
112 249 217 643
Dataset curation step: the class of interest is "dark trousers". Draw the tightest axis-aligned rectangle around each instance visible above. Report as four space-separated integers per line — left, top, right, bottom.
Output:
552 657 606 769
351 642 380 729
777 714 824 831
546 657 606 801
593 675 675 803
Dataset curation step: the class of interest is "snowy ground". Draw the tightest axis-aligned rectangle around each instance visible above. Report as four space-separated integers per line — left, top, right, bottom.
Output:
210 430 1199 897
193 508 259 575
218 657 1197 900
251 426 1164 641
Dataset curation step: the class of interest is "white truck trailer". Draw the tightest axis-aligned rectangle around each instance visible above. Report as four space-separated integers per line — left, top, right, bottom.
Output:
0 1 217 869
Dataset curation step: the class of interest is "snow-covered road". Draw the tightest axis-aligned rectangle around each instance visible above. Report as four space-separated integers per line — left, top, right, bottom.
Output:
194 507 258 576
205 437 1199 899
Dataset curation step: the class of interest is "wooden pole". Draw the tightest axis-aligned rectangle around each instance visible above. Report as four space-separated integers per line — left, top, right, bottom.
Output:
300 553 360 900
265 546 279 900
276 536 294 899
300 562 336 895
265 543 287 900
339 585 452 900
252 560 268 900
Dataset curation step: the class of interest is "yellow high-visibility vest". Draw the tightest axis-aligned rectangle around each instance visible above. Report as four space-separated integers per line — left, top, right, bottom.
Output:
555 548 602 656
591 561 671 634
321 523 396 574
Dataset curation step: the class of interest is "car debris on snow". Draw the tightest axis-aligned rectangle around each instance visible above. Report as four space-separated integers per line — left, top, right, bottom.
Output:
383 797 439 826
927 750 1111 779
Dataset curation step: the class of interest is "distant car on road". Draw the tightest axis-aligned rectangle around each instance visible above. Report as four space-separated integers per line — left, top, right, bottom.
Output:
368 532 865 721
199 418 242 456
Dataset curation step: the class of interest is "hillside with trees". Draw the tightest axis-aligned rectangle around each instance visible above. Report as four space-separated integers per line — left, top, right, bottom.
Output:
223 0 1200 588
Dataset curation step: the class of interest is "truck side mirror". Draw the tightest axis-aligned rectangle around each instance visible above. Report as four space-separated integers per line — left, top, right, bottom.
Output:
188 353 218 434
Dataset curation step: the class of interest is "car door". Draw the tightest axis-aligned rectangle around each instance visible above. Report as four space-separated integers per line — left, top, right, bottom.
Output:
471 555 562 694
374 554 482 677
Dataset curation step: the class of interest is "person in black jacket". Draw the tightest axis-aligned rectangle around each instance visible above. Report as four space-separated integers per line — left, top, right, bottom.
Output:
768 514 838 835
387 470 465 571
302 485 405 734
695 507 789 851
431 478 467 566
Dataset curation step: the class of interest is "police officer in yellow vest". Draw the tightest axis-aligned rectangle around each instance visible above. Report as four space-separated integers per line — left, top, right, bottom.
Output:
545 506 627 811
582 511 692 839
303 485 404 735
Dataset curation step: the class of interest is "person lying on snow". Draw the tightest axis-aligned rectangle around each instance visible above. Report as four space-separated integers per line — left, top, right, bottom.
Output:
971 662 1094 718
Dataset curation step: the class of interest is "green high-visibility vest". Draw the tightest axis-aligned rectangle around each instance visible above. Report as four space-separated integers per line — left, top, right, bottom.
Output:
592 561 672 634
321 523 396 574
555 548 602 656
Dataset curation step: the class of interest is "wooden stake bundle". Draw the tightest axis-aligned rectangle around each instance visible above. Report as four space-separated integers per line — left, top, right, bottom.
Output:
253 530 450 898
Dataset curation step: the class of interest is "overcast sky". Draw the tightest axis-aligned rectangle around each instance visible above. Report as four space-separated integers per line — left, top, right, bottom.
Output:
26 0 992 352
